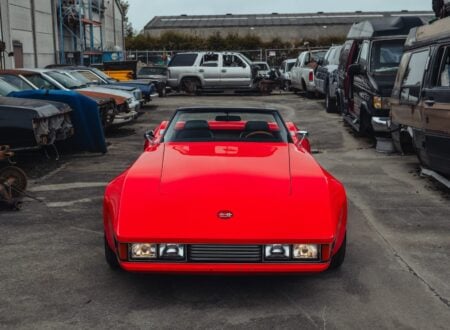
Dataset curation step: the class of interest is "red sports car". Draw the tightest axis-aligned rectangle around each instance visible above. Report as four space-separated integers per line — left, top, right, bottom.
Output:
103 107 347 274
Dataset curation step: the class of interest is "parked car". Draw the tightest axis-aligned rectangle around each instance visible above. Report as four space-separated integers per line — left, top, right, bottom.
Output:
0 69 135 127
336 17 425 136
390 17 450 177
291 50 327 97
315 45 343 113
136 66 169 97
252 61 271 77
0 96 73 149
103 107 347 274
279 59 297 90
0 78 20 96
167 52 272 94
45 65 157 103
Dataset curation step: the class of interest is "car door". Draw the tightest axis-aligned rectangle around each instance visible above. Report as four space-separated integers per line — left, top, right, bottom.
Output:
421 45 450 168
351 41 370 118
393 49 430 128
292 54 304 88
198 53 221 88
220 54 252 87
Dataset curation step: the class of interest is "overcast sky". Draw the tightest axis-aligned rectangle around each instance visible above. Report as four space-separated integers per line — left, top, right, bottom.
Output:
127 0 431 31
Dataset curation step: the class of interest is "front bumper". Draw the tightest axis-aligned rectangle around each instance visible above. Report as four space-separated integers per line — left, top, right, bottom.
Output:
119 261 330 274
371 116 390 133
111 110 138 126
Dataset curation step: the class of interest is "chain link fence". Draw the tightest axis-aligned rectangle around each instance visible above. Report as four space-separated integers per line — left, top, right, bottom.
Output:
126 47 330 67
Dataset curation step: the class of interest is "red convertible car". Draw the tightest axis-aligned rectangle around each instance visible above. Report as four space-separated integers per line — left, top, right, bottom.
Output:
103 108 347 274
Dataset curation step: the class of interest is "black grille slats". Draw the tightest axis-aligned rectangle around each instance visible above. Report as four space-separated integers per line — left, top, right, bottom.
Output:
188 244 262 262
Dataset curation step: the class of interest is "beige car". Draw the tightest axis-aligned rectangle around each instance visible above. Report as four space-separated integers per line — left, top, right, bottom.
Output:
390 17 450 177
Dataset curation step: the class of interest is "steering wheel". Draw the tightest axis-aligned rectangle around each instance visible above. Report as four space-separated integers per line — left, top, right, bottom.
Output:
244 131 275 139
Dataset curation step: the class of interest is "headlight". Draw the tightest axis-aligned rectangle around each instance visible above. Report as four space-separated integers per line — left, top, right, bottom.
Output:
130 243 157 259
293 244 319 260
264 244 290 260
373 96 390 110
159 243 185 260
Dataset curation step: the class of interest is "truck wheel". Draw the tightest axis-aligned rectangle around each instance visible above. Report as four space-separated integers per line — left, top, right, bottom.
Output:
391 124 414 154
329 235 346 270
104 236 120 270
325 92 337 113
359 108 373 136
158 84 167 97
181 78 199 95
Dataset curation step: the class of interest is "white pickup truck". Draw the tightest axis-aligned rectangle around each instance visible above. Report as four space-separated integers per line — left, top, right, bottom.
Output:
290 50 327 97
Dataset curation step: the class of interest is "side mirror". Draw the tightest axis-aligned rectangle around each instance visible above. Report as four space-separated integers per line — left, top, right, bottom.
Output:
144 130 155 141
348 63 362 77
296 130 311 153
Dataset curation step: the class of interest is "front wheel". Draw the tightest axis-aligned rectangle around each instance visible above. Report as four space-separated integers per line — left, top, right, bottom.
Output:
329 235 346 270
181 78 199 95
158 84 167 97
325 92 337 113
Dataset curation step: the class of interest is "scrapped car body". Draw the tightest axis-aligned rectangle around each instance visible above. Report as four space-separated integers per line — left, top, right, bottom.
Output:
390 16 450 177
166 52 273 94
0 96 73 149
10 90 107 153
315 45 343 113
136 66 169 97
291 50 327 97
45 65 157 103
103 107 347 274
336 17 424 135
279 59 297 90
252 61 271 77
0 69 129 128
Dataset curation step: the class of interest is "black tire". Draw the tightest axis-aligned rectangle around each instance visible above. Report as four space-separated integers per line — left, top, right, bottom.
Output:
284 80 291 91
329 235 346 270
158 84 167 98
325 92 337 113
104 236 120 270
181 78 199 95
359 108 373 136
391 124 414 155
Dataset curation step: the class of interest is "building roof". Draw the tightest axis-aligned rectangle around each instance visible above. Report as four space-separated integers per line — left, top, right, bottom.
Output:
144 11 434 30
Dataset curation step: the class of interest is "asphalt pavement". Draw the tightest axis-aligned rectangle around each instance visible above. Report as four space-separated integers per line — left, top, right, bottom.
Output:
1 93 449 329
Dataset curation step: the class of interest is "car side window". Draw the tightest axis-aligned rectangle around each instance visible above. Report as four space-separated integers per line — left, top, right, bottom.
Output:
358 42 370 65
200 54 219 67
26 74 56 90
0 74 33 90
436 47 450 87
223 55 245 68
400 50 430 104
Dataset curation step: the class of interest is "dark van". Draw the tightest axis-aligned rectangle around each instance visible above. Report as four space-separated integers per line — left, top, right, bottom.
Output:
390 17 450 177
336 17 425 136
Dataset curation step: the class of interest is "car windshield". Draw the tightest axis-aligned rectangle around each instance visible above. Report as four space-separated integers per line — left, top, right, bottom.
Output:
67 71 91 84
163 110 290 143
139 67 167 75
0 78 20 96
287 62 296 71
91 68 115 82
312 51 327 61
46 71 86 89
254 63 270 71
371 39 405 73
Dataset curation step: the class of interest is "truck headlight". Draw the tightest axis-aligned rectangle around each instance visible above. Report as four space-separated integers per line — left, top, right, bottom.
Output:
373 96 390 110
264 244 290 260
159 244 185 260
293 244 319 260
130 243 157 259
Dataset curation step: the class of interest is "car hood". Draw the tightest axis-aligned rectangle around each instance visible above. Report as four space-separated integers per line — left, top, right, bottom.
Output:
115 143 336 243
0 96 71 117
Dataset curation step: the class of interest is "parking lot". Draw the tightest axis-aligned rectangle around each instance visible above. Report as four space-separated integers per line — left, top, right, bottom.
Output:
0 93 449 329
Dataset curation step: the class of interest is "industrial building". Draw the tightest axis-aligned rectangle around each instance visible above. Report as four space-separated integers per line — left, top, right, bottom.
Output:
143 11 435 43
0 0 125 69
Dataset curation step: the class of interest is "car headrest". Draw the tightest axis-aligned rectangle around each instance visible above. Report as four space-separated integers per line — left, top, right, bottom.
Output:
215 115 242 122
184 120 209 130
245 121 270 132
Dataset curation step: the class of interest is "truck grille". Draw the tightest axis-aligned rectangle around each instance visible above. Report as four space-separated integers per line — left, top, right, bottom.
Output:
188 244 262 263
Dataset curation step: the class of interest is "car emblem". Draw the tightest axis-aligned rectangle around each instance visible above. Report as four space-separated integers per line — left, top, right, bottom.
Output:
218 211 233 220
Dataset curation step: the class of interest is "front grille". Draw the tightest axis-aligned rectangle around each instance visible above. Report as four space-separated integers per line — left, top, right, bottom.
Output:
188 244 262 263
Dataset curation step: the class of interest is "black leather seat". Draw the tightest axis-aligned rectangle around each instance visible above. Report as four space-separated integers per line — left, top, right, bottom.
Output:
176 120 213 141
241 121 276 140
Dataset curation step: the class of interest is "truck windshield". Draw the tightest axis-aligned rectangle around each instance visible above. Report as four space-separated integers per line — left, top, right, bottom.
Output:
371 40 405 73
